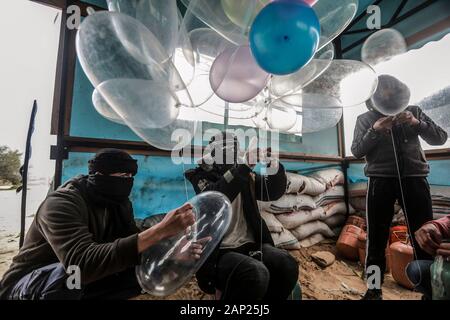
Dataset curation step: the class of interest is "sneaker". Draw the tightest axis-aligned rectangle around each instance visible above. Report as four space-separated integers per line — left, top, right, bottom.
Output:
361 289 383 300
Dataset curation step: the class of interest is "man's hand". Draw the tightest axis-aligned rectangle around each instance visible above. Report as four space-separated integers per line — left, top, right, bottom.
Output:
246 147 272 168
394 111 420 126
415 223 442 255
436 242 450 258
157 203 195 239
138 203 195 253
173 236 212 262
372 117 394 133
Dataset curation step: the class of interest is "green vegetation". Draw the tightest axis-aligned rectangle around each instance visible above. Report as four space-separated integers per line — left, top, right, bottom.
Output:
0 146 22 187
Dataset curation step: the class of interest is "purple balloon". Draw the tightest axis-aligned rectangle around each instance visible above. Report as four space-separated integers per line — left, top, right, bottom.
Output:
209 45 269 103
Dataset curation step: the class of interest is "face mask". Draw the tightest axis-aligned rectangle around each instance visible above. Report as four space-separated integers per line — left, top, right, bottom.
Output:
87 174 134 202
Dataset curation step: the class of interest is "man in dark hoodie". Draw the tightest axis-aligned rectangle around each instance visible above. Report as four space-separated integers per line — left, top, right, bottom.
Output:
185 132 299 301
0 149 202 300
351 75 448 300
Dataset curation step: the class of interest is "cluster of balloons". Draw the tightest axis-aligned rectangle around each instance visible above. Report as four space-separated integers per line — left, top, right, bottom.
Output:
76 0 377 151
136 191 232 296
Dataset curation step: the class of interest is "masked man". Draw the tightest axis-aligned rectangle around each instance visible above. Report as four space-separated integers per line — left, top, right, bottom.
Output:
185 132 299 300
0 149 202 300
351 75 448 300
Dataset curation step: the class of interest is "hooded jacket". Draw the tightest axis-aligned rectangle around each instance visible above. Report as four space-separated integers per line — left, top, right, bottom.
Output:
351 106 447 177
0 175 140 298
185 162 287 294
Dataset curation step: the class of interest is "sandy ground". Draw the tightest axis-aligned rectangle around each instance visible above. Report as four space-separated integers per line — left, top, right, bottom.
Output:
0 233 420 300
133 240 421 301
0 231 20 279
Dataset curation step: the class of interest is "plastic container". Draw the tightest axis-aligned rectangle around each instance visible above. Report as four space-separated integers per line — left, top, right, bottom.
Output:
431 239 450 300
337 225 363 260
389 225 408 244
346 215 366 230
357 231 367 265
389 241 414 289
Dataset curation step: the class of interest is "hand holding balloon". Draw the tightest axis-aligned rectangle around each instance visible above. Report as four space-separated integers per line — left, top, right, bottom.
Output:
372 117 394 134
138 203 195 254
172 236 212 262
136 191 232 296
415 223 442 256
393 111 420 127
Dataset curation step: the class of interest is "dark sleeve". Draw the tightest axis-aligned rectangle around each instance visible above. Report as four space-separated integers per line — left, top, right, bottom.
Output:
351 115 382 159
125 201 140 234
36 193 139 285
415 107 448 146
188 164 252 203
255 161 287 202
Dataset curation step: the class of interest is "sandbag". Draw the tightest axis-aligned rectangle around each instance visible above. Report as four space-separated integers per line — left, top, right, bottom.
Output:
258 194 316 214
324 214 346 228
276 208 326 230
302 175 327 196
271 229 301 250
310 169 344 188
349 182 368 197
260 211 284 233
350 196 366 212
285 172 326 196
291 220 335 241
314 186 345 207
285 172 306 194
324 201 355 217
299 233 325 248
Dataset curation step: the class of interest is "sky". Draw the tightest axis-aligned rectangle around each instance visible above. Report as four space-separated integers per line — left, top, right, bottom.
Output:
0 0 61 182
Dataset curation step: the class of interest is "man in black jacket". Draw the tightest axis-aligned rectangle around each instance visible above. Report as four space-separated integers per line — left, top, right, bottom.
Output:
351 75 448 300
185 132 299 300
0 149 202 300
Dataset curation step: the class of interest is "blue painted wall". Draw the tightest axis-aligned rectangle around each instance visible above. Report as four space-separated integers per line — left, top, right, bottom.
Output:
81 0 107 8
348 160 450 186
63 152 339 219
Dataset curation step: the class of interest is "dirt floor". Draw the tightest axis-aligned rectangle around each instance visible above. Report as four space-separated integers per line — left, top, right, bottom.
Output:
0 233 421 300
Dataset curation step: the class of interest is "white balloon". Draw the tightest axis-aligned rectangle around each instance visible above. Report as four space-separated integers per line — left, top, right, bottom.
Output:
106 0 179 57
98 78 180 129
314 0 359 50
362 28 407 67
301 59 378 108
92 88 125 125
136 191 232 296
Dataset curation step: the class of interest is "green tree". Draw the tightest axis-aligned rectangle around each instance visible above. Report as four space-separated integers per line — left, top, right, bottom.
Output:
0 146 22 186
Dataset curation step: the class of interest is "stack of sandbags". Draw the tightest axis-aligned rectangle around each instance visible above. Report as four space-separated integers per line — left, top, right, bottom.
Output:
430 185 450 220
260 169 353 249
348 182 367 218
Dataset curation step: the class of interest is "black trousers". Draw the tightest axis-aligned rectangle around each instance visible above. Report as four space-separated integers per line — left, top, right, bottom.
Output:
215 243 299 301
7 263 142 300
366 177 433 282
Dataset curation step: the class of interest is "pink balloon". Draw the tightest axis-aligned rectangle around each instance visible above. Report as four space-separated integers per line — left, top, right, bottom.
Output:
302 0 318 6
274 0 318 6
209 45 269 103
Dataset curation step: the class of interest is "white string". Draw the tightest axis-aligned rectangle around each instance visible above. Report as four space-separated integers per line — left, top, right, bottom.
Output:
390 131 423 286
181 158 189 202
259 162 264 262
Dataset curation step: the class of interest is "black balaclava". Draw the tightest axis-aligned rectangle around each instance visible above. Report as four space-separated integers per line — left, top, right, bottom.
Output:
87 148 138 203
202 132 240 174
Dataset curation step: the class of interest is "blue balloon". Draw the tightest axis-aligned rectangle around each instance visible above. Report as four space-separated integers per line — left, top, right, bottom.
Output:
249 0 321 75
